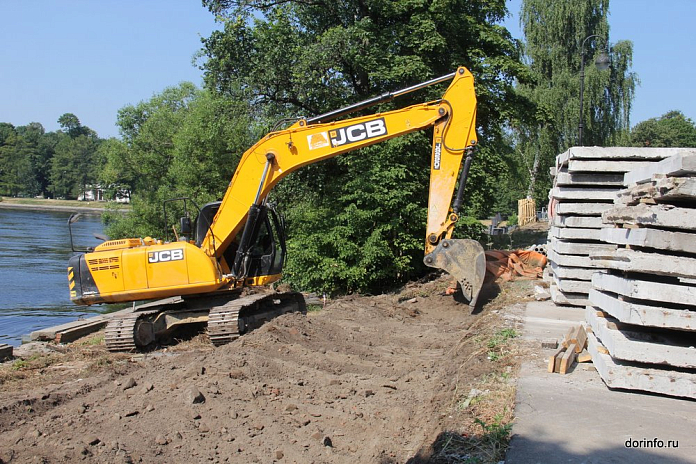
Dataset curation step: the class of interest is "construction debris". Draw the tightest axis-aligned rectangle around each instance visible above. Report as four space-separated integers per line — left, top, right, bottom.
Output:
545 148 689 306
547 324 588 375
585 150 696 399
545 147 696 398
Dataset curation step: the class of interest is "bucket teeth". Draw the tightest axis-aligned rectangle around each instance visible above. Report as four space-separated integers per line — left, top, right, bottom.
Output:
424 239 486 307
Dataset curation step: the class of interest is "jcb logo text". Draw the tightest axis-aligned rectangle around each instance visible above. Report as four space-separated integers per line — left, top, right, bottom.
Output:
329 118 387 148
148 249 184 264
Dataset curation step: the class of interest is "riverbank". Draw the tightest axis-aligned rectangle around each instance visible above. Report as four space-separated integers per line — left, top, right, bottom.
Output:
0 197 130 214
0 277 530 463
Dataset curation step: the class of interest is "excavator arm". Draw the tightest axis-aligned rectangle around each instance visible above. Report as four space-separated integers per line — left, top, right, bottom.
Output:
201 67 484 303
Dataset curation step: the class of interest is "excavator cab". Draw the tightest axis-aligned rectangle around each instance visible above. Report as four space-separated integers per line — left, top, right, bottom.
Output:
194 201 287 282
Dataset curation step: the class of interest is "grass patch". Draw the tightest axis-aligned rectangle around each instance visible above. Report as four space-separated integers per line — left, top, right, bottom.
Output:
306 304 323 313
80 335 104 346
486 328 517 362
433 412 513 464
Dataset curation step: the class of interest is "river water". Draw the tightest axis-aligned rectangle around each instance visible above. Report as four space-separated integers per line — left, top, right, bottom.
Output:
0 208 109 346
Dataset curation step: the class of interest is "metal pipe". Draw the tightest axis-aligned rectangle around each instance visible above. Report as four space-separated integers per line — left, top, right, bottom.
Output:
452 148 474 214
254 154 275 205
307 72 456 124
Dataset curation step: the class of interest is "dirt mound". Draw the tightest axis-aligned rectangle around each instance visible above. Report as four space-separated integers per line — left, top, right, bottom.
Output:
0 277 530 463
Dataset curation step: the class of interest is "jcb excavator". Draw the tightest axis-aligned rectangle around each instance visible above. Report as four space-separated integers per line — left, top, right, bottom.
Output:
67 66 486 351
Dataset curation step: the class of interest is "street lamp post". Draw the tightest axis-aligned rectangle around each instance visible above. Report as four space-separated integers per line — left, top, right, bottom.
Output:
579 34 611 146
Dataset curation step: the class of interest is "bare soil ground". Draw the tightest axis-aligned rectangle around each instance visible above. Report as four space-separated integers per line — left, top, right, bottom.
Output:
0 276 534 464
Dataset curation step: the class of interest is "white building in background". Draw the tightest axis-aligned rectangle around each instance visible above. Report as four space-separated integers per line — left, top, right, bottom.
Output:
77 185 130 203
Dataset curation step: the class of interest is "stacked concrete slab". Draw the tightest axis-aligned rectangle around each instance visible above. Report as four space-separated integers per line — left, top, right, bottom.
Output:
586 149 696 399
546 147 675 306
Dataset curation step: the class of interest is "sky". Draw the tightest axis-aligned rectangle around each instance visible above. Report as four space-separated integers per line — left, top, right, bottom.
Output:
0 1 694 139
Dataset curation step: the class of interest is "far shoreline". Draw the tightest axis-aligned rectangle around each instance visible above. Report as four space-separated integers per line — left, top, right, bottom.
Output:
0 198 130 214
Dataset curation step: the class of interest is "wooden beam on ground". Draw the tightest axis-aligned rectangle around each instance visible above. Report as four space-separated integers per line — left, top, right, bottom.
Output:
0 344 13 361
560 343 578 374
548 346 566 373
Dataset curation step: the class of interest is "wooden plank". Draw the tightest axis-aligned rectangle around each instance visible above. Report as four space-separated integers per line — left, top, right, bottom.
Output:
592 273 696 306
625 151 696 185
559 343 578 374
603 203 696 231
589 289 696 331
590 248 696 280
548 346 566 373
577 350 592 363
0 344 13 361
55 319 111 344
570 325 587 352
30 307 134 342
600 227 696 254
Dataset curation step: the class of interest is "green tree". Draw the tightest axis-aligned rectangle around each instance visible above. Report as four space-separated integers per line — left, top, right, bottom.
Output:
0 124 35 196
630 111 696 148
198 0 527 293
50 114 102 199
101 83 256 239
513 0 637 205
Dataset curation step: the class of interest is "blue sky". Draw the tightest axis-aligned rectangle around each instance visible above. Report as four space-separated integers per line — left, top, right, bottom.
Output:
1 1 694 138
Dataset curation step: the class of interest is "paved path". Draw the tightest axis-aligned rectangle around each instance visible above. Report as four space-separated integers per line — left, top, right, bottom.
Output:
506 300 696 464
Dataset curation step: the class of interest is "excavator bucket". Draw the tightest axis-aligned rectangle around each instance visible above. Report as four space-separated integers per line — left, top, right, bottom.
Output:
424 239 486 308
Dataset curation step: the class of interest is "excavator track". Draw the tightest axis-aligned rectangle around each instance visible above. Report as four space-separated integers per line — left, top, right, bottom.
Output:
104 308 163 352
104 292 306 352
209 292 306 346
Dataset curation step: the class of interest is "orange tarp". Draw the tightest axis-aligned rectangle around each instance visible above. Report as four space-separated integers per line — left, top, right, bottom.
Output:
484 250 547 282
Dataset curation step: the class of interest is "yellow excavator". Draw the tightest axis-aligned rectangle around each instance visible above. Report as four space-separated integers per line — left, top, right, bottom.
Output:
67 66 486 351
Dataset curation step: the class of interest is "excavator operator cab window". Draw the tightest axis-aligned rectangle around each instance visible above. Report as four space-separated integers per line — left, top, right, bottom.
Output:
245 206 285 278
